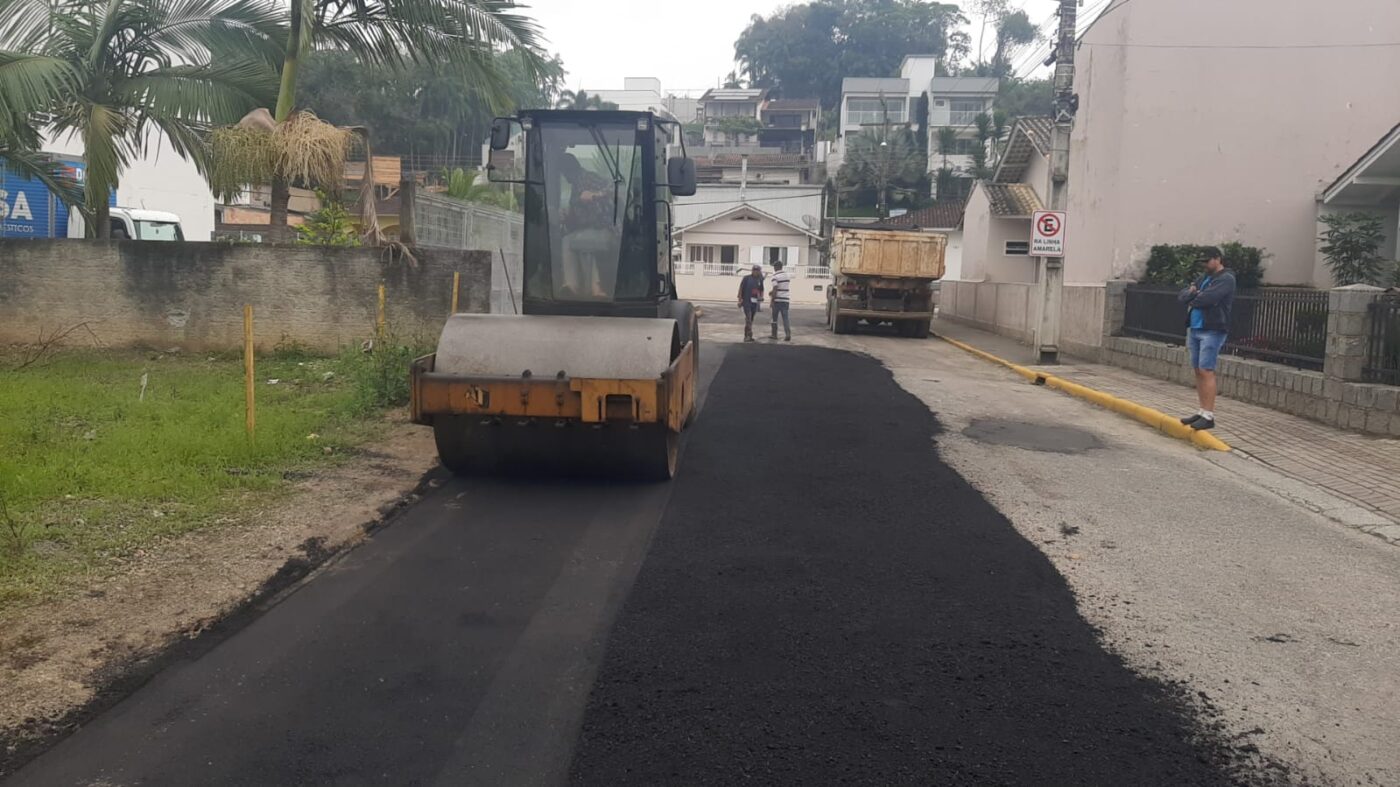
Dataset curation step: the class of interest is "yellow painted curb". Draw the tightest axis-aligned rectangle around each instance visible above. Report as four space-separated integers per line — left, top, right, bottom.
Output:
939 335 1231 452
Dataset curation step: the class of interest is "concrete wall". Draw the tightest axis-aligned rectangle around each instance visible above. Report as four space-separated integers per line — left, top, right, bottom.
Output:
940 280 1107 358
1060 284 1107 359
1068 0 1400 285
962 184 1037 283
938 280 1035 343
0 240 491 351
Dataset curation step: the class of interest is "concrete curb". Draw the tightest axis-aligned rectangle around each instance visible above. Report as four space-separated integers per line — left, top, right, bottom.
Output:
938 335 1232 453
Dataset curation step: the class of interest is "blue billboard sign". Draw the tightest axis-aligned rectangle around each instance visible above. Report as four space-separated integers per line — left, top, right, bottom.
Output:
0 159 113 238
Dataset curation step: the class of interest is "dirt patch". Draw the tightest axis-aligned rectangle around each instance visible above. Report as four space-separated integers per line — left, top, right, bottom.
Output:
0 412 438 775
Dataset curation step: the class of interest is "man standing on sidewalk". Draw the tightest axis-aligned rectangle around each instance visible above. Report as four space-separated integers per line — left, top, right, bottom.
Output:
769 259 792 341
738 264 765 342
1178 247 1236 431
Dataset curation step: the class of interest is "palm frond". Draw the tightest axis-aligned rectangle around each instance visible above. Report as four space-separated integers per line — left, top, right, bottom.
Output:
0 136 86 211
0 53 79 118
117 59 275 124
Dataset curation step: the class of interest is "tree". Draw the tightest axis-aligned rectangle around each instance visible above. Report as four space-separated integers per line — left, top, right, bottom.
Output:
442 167 516 210
1319 212 1387 286
0 0 280 237
969 112 994 179
988 10 1038 77
0 51 84 209
297 50 561 163
838 126 926 218
997 77 1054 119
735 1 967 109
219 0 548 239
934 126 958 198
296 192 360 246
555 90 619 111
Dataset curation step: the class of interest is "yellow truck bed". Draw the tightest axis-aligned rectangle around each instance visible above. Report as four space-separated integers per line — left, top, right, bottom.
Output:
834 228 947 280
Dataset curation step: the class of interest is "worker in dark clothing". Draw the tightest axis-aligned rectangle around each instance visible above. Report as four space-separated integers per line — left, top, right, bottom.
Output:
737 264 765 342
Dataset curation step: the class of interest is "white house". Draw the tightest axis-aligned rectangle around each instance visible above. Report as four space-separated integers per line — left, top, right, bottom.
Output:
941 0 1400 356
672 184 828 304
924 76 1000 200
828 77 909 175
1317 122 1400 284
888 201 967 279
585 77 681 123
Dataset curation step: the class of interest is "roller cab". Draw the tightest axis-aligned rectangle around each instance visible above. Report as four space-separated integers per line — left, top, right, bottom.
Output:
413 109 700 480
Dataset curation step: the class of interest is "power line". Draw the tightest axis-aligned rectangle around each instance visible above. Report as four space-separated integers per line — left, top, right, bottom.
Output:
1081 41 1400 50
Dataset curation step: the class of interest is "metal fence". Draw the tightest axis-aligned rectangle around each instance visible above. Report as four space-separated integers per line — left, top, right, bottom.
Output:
414 194 523 314
1122 285 1330 371
1365 295 1400 385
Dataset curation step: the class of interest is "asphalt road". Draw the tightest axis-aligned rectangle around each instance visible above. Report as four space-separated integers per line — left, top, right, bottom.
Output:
10 327 1257 785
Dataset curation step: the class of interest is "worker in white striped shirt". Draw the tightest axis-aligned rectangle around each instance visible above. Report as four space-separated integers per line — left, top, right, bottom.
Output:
769 259 792 341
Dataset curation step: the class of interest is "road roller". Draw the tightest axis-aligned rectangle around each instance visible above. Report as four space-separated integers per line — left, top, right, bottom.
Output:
409 110 700 480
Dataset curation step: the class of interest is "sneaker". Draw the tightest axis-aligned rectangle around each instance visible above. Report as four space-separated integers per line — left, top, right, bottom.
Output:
1191 417 1216 431
1180 414 1203 426
784 336 791 342
744 336 755 343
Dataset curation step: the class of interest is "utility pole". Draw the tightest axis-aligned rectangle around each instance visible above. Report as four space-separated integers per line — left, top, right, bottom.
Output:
1034 0 1079 364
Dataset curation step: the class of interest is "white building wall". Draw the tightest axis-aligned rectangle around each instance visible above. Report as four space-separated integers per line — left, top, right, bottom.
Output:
42 130 215 240
1067 0 1400 285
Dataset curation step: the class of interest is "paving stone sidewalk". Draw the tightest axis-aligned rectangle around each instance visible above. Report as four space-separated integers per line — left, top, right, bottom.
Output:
932 319 1400 532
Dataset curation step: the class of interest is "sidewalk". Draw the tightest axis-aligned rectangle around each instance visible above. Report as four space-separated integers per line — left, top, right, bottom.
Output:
933 318 1400 533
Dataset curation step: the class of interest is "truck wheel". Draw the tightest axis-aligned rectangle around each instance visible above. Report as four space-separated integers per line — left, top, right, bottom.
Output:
833 316 854 335
912 319 931 339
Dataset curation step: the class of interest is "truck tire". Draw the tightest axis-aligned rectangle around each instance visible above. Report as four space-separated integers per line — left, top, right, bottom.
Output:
833 316 855 335
911 319 931 339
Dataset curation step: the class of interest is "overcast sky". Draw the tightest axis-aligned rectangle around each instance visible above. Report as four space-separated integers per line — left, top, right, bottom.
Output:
523 0 1080 96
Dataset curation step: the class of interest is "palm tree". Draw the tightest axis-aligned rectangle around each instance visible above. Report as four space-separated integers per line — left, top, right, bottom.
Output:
934 126 958 200
240 0 547 238
0 0 281 236
555 89 619 111
0 50 84 208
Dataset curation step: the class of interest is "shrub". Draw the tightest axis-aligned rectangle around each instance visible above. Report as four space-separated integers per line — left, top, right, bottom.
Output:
296 196 361 247
342 334 433 414
1141 242 1266 289
1319 212 1386 286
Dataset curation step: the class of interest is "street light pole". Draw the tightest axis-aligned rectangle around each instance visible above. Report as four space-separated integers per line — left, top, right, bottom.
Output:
1034 0 1079 364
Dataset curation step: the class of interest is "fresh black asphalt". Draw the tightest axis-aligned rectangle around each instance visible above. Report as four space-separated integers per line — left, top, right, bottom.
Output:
568 345 1241 785
9 340 1255 785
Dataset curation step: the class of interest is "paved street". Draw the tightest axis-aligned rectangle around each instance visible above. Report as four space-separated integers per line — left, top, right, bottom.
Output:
9 303 1400 785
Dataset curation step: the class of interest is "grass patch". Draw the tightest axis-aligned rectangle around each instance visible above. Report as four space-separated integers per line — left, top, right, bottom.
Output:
0 340 428 607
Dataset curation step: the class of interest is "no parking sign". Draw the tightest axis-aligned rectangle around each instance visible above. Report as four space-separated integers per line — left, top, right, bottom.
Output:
1031 210 1066 257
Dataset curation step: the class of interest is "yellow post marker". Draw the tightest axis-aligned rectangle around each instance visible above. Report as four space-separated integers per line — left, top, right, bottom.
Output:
450 271 461 314
377 283 387 336
243 304 255 438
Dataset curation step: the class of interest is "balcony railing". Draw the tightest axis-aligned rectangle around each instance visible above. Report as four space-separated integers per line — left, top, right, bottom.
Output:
948 110 982 126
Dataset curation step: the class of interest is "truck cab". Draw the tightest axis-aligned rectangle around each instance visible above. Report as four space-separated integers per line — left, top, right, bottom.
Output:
105 208 184 241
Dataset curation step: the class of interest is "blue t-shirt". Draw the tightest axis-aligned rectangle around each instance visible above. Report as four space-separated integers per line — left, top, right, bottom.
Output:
1189 276 1212 330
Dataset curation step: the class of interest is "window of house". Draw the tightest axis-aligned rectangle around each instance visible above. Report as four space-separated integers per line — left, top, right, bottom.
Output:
720 245 738 264
846 97 906 126
765 247 788 265
1005 240 1030 256
949 98 986 126
688 245 716 263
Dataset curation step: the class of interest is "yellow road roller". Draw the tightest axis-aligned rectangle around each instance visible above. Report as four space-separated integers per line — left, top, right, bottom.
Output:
410 110 700 480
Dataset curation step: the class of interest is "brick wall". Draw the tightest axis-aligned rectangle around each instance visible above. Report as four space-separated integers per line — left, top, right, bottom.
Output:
0 240 492 352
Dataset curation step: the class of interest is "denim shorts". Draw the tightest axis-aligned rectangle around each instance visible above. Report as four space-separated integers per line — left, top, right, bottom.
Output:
1188 329 1227 371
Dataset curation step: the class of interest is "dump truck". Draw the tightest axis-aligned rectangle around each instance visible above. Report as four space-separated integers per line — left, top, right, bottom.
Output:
826 226 947 338
409 110 700 481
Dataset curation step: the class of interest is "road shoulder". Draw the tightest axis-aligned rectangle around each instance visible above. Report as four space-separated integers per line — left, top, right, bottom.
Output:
0 414 438 776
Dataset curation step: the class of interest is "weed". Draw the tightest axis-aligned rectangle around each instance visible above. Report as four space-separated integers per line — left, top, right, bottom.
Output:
341 333 433 414
0 347 391 605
